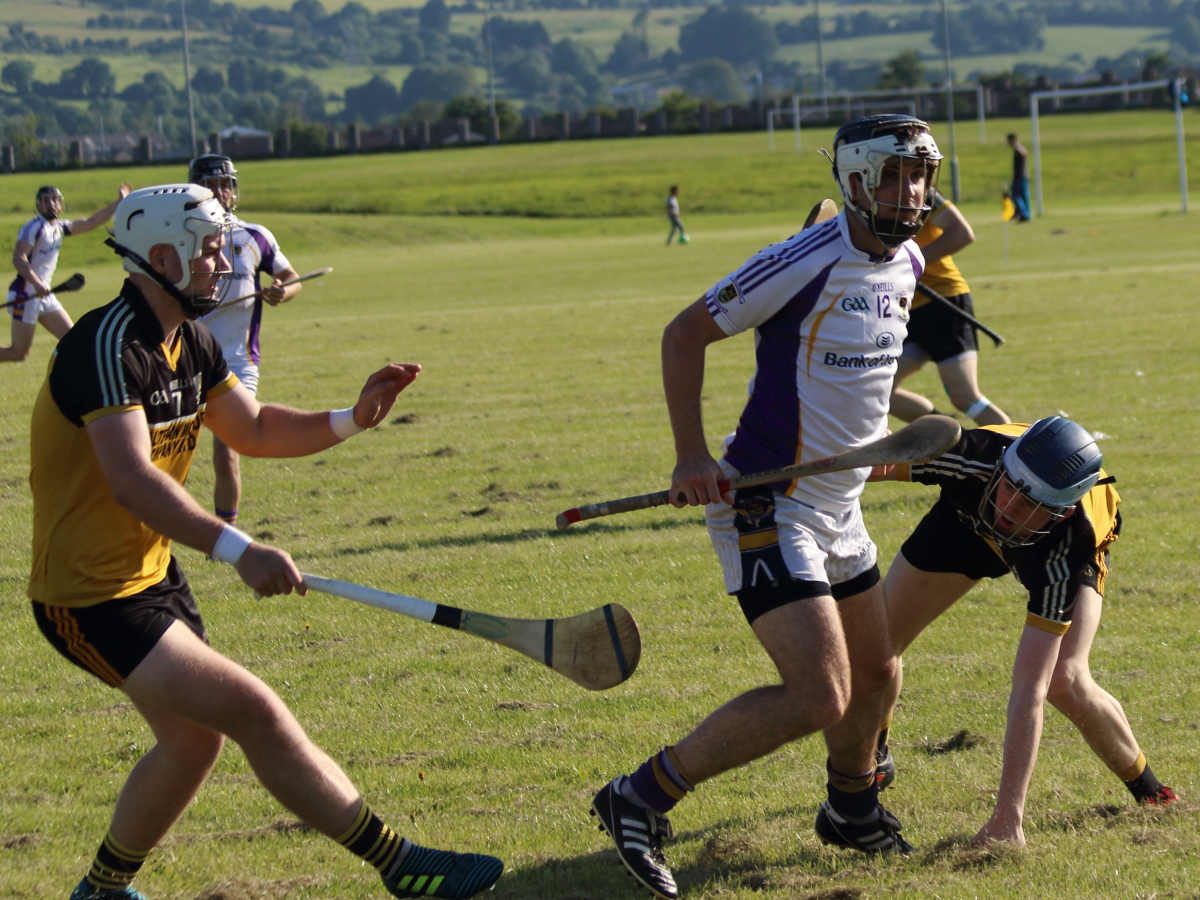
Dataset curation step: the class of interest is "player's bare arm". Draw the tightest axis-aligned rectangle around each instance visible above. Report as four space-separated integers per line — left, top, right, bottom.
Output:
12 241 51 297
972 624 1062 847
262 264 302 306
204 362 420 457
85 408 304 597
916 201 975 265
661 297 733 507
66 183 133 236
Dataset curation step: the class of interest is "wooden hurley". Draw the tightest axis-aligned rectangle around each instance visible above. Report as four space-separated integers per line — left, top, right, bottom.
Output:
556 416 962 530
299 574 640 691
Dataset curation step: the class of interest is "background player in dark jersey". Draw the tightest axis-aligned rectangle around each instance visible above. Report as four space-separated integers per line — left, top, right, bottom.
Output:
856 417 1174 847
889 188 1010 427
31 184 501 900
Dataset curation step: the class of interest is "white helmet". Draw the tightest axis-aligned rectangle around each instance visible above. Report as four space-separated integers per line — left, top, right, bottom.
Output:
107 184 231 317
823 114 943 248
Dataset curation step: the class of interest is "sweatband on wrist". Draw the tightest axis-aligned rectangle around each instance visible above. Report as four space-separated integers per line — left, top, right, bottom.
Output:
330 407 366 440
211 524 252 565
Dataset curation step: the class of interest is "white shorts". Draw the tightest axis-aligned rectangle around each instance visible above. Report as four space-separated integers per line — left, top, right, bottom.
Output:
705 465 878 622
8 290 63 324
225 359 259 395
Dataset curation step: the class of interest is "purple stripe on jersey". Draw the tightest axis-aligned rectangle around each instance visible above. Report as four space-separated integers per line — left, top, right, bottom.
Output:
247 298 264 365
8 275 26 295
905 245 923 284
725 259 840 476
734 220 837 290
739 230 841 296
245 226 276 278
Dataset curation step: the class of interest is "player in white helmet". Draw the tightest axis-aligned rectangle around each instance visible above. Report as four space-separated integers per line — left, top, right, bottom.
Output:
589 115 942 899
1 182 130 363
33 184 501 900
189 154 303 527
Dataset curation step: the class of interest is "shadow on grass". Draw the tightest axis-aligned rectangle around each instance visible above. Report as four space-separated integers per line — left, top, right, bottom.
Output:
306 515 706 559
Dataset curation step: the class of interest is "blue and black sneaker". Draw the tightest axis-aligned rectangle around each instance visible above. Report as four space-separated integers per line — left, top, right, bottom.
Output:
381 841 504 899
69 879 150 900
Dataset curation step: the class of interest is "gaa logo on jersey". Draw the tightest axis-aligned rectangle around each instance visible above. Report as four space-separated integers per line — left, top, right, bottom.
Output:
714 281 742 306
876 332 895 349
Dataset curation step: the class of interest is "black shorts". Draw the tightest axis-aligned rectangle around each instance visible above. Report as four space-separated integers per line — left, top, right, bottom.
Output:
900 502 1010 581
32 557 206 688
904 292 978 364
900 503 1106 594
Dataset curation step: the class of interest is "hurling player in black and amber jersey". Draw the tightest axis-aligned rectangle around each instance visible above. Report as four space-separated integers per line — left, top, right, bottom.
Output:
30 185 502 900
853 418 1175 849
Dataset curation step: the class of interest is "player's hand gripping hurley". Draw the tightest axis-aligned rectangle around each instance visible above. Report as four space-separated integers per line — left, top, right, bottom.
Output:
0 272 86 308
229 266 333 303
296 574 640 691
556 415 962 529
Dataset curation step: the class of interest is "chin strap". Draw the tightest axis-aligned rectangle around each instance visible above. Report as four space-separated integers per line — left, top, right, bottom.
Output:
104 237 216 319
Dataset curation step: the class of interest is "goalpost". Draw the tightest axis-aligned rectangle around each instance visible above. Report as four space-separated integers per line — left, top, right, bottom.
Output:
1030 78 1188 216
767 99 918 152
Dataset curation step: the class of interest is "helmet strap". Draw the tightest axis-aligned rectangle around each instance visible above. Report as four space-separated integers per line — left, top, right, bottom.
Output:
104 238 219 319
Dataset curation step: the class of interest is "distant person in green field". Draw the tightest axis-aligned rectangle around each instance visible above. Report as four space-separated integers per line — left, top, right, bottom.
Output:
665 185 688 245
1 182 130 363
1007 133 1031 222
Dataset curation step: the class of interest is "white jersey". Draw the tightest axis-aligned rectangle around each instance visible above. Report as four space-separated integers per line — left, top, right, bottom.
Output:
667 195 680 216
10 215 72 295
200 216 290 370
704 212 923 512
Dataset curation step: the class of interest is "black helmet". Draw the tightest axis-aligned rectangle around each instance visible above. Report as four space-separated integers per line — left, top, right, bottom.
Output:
36 185 64 220
188 154 238 209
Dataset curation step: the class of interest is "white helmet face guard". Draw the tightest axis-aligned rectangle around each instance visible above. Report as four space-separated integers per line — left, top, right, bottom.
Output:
977 468 1075 548
834 131 942 247
174 210 233 302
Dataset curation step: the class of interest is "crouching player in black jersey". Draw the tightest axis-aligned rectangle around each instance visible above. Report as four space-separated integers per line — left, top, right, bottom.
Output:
30 185 503 900
863 417 1175 846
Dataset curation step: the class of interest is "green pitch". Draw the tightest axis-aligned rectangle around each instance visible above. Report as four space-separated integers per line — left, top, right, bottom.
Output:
0 112 1198 899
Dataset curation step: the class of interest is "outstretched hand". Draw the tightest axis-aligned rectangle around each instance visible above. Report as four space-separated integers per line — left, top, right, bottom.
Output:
352 363 421 429
118 182 132 200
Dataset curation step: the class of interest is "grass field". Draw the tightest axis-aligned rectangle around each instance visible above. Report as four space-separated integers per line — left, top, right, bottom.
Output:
1 110 1199 899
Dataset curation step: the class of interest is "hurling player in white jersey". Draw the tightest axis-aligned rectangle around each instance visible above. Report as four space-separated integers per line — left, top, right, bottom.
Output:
189 155 303 527
589 116 942 899
1 183 130 363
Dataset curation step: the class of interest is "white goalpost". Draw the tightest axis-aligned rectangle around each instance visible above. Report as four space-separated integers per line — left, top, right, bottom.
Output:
1031 78 1188 216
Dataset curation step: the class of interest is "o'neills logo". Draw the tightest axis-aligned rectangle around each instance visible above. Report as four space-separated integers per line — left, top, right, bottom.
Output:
823 352 900 369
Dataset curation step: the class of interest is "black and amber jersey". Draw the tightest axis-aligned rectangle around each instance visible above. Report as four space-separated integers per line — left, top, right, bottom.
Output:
895 424 1120 633
29 280 238 608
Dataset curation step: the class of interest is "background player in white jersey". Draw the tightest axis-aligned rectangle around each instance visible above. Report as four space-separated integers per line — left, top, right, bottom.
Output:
1 183 130 363
189 154 303 526
589 116 942 899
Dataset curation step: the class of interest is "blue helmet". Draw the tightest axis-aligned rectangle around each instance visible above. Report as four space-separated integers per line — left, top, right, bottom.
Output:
1003 416 1102 506
981 417 1103 547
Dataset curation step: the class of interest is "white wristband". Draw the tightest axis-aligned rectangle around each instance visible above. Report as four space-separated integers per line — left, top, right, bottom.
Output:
211 524 253 565
330 407 366 440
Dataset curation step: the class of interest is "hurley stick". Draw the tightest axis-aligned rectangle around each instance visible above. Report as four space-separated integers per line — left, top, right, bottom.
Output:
297 574 641 691
556 416 961 529
229 266 333 303
915 283 1005 348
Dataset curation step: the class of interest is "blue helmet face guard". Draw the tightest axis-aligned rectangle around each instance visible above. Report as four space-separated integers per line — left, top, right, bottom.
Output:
977 417 1103 548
